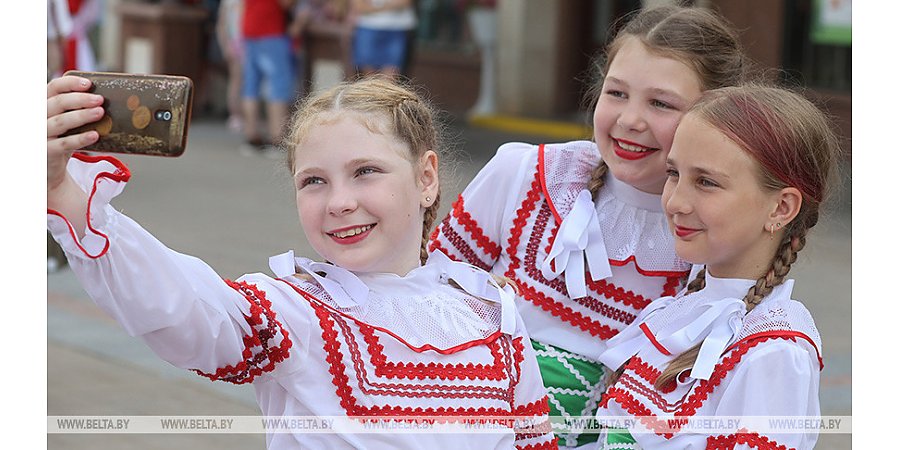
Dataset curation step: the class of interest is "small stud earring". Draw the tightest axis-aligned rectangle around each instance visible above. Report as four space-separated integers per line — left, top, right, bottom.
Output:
425 196 431 203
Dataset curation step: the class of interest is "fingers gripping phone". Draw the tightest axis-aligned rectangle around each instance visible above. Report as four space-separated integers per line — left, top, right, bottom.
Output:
63 71 194 157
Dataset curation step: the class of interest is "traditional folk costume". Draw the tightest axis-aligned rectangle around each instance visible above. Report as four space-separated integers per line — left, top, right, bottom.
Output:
47 154 557 450
429 141 691 447
594 274 822 449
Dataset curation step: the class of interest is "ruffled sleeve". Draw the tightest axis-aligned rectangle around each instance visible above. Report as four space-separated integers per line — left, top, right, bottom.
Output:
47 154 294 383
709 339 821 449
428 142 536 271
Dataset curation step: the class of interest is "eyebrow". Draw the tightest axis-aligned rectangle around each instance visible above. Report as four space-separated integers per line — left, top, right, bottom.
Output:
293 157 387 178
606 76 688 103
667 158 731 180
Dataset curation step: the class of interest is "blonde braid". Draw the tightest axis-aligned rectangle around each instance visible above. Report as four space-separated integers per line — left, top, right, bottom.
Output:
420 192 441 265
588 160 609 200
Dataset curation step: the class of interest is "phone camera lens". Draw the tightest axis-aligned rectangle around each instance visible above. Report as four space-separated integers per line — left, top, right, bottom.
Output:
155 110 172 122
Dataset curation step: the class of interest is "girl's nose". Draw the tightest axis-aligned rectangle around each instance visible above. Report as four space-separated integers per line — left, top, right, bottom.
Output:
616 103 648 132
663 181 690 216
326 186 357 216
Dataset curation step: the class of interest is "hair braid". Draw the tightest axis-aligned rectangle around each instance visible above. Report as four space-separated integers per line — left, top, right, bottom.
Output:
588 160 610 200
420 192 441 264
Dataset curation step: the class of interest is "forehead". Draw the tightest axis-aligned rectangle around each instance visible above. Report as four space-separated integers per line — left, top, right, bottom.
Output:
293 113 412 165
671 115 757 171
606 37 702 95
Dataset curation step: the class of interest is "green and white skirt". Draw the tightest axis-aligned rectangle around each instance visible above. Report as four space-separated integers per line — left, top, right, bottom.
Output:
532 340 611 448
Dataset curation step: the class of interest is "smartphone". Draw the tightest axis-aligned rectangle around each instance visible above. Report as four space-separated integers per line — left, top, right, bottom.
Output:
63 71 194 157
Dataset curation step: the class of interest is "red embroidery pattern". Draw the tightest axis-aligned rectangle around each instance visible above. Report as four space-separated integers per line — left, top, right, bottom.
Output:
194 280 292 385
432 212 493 271
707 428 790 450
302 291 546 420
359 322 510 381
662 275 685 297
431 195 502 271
505 168 646 339
516 440 559 450
600 336 785 438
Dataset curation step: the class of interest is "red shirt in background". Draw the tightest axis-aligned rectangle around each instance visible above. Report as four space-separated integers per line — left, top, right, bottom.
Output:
243 0 288 39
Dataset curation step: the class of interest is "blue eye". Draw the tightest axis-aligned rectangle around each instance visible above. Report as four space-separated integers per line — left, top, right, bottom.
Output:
356 166 380 177
606 90 626 99
698 177 718 188
300 176 324 188
652 99 675 110
665 168 679 178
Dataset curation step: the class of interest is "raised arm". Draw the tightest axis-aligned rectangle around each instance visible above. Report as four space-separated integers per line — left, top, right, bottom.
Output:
47 75 103 234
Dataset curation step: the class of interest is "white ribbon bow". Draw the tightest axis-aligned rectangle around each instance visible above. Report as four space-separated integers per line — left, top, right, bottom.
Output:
540 190 612 298
268 251 369 308
598 296 745 381
597 297 672 370
427 250 517 335
656 298 745 380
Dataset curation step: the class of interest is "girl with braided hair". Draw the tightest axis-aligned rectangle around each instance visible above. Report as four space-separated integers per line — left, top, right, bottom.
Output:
429 5 747 447
593 84 840 449
47 75 555 449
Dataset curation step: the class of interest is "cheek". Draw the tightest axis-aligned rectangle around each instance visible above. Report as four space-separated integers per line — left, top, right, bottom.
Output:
654 116 686 152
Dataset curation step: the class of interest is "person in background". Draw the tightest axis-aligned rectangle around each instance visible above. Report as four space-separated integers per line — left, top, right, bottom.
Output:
349 0 417 79
217 0 245 133
240 0 296 158
63 0 101 73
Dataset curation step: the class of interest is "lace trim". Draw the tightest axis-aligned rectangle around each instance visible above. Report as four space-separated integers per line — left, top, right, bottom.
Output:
707 429 791 450
194 280 292 384
360 323 512 381
281 279 503 355
539 143 690 276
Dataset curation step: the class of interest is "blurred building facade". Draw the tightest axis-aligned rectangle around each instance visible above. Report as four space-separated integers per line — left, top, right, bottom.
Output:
95 0 851 154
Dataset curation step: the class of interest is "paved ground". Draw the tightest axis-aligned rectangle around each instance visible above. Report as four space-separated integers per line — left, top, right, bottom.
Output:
47 117 851 449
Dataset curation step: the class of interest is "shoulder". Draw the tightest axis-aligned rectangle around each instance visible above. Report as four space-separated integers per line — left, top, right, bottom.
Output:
733 295 823 370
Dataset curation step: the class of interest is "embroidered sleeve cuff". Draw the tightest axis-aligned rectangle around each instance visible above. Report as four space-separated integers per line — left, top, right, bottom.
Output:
47 153 131 260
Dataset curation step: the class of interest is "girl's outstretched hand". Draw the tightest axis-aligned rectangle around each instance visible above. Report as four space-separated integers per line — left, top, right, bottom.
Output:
47 75 103 233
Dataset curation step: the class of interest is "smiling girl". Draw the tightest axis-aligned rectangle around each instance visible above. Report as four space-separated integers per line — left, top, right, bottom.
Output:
46 76 555 449
428 6 746 447
594 85 840 449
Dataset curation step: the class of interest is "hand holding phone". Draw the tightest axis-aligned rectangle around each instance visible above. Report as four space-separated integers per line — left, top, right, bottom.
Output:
62 71 194 157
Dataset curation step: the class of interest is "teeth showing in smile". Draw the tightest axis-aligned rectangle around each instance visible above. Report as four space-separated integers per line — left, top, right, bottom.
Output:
616 140 654 152
331 225 374 238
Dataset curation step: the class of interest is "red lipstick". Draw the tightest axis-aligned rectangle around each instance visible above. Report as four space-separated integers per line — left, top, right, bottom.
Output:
612 138 658 161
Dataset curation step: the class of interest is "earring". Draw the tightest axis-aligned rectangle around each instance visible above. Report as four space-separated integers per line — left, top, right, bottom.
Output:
425 196 431 203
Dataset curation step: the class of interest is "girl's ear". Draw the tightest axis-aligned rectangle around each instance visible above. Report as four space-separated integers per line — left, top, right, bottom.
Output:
768 186 803 230
418 150 439 207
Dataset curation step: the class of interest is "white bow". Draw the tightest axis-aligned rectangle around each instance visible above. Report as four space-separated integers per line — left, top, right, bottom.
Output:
540 190 612 298
597 296 672 370
428 250 517 335
268 251 369 308
655 297 745 380
598 296 745 381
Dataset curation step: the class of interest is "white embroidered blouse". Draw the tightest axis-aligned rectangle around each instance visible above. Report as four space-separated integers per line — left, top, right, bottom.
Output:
47 154 557 450
594 274 823 450
429 141 690 361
